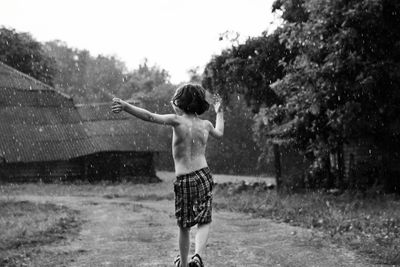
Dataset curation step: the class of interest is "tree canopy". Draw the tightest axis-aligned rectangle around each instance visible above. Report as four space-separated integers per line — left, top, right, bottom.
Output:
202 0 400 189
0 27 56 86
45 41 171 103
202 31 292 112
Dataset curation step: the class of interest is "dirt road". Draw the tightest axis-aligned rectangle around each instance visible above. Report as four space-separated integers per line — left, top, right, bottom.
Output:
6 189 373 267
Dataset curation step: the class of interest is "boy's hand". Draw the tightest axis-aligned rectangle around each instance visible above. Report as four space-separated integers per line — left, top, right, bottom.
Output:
111 98 125 113
213 94 223 113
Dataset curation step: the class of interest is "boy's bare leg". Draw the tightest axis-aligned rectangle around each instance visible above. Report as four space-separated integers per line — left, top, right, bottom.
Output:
195 223 211 256
179 227 190 267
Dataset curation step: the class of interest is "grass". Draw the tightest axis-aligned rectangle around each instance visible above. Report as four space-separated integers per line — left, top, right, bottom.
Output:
213 183 400 265
0 200 81 266
1 173 399 265
0 179 172 198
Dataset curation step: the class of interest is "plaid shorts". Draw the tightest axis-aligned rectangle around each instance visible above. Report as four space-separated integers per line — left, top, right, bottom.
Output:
173 167 214 228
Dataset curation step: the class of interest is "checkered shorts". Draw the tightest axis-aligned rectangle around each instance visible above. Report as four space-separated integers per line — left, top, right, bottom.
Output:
173 167 214 228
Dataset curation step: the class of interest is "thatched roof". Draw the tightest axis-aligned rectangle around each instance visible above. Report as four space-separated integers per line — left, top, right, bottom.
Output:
0 62 168 164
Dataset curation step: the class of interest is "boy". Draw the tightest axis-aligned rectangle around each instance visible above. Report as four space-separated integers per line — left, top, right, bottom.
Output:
111 83 224 267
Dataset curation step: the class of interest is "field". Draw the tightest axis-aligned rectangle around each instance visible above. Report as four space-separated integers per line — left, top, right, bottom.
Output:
0 172 398 266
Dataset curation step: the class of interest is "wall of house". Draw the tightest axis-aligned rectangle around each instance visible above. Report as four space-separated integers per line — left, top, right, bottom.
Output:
82 152 159 183
0 160 82 182
0 152 161 183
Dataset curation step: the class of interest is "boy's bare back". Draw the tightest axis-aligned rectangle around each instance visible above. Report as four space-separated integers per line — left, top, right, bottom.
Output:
172 116 211 176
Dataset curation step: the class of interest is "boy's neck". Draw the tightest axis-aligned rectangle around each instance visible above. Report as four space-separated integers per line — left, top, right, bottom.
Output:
182 113 198 119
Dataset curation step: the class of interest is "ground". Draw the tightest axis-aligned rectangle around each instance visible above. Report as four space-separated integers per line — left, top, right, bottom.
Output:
0 172 374 267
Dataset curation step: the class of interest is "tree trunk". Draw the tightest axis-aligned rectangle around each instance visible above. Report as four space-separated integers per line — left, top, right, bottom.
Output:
337 143 344 188
324 155 334 189
273 144 282 189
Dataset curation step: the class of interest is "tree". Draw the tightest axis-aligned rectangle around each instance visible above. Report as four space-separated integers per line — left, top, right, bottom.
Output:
268 0 400 188
120 59 170 100
202 31 291 112
0 27 56 86
187 66 202 83
204 94 266 175
45 40 128 103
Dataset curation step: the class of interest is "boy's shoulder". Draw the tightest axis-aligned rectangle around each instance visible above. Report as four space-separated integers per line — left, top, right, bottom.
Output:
200 118 213 130
174 115 212 128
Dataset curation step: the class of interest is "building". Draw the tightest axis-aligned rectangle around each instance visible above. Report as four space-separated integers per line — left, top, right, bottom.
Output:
0 61 168 182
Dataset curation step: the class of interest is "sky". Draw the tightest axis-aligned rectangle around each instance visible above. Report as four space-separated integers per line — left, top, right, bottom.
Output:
1 0 281 83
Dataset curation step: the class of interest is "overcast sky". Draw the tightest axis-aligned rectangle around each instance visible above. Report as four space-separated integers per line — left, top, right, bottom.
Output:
1 0 281 83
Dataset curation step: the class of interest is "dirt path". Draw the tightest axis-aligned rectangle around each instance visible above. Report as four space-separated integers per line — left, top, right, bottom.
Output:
5 193 373 267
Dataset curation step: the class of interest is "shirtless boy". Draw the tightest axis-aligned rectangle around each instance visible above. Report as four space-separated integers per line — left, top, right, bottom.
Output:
111 83 224 267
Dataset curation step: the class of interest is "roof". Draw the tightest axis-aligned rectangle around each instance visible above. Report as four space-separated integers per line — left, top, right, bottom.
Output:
0 62 167 164
0 61 94 162
76 103 169 153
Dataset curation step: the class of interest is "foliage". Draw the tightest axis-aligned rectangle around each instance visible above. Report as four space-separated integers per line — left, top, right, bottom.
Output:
0 27 56 86
272 0 308 23
204 0 400 189
187 66 203 83
45 40 127 103
204 95 266 175
266 0 400 188
120 58 170 99
272 0 400 135
202 31 291 113
45 41 172 104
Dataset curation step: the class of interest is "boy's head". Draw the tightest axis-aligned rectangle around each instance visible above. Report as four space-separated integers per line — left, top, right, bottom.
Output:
171 83 210 115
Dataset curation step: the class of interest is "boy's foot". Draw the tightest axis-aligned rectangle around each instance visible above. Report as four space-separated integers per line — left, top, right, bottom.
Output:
189 254 204 267
174 255 181 267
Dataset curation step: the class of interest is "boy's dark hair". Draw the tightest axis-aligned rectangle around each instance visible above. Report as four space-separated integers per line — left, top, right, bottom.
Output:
171 83 210 115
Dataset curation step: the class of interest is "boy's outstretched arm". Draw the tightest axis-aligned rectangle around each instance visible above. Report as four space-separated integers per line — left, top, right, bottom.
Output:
209 97 224 139
111 98 179 126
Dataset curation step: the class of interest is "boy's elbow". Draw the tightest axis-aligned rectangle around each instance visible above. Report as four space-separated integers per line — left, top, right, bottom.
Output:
141 113 155 122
